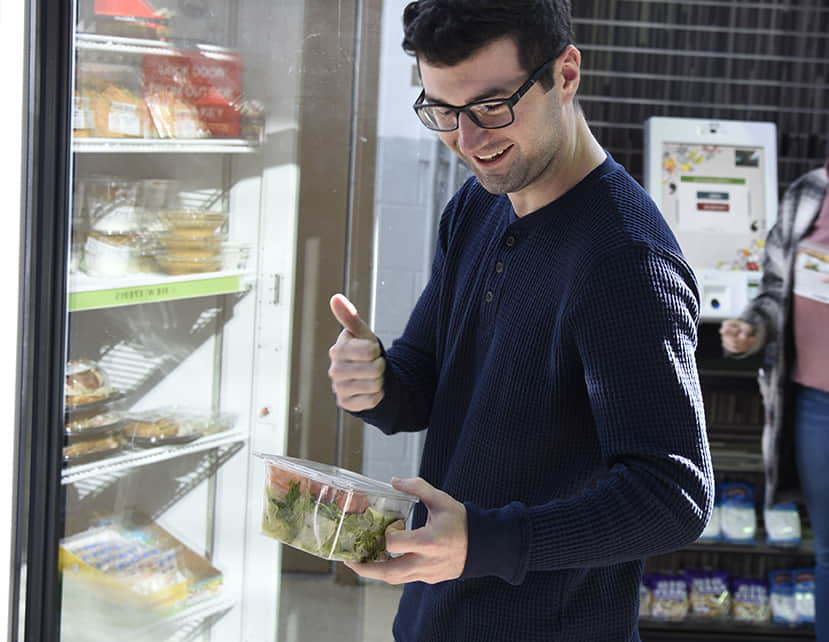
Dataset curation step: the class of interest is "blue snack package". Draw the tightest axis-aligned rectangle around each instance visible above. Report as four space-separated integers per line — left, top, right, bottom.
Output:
649 573 689 621
768 570 797 624
764 502 802 547
731 577 770 623
719 482 757 544
793 568 816 624
686 569 730 618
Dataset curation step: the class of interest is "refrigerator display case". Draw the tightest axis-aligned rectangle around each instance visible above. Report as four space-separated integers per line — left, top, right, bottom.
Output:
11 0 381 639
61 1 292 639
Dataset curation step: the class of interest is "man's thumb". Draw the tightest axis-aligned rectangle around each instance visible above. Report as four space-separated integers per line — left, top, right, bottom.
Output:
330 293 374 339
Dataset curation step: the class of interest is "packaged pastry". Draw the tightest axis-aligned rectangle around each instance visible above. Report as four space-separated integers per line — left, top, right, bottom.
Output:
83 231 146 277
731 577 770 623
158 210 227 236
65 411 123 440
65 360 112 408
123 410 203 447
145 90 209 139
63 434 123 464
156 254 222 275
648 574 689 621
158 233 223 259
686 570 730 618
90 85 147 138
125 417 180 439
82 176 143 233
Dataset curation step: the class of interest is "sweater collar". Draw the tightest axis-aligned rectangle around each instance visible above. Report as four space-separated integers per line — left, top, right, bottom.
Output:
504 151 617 233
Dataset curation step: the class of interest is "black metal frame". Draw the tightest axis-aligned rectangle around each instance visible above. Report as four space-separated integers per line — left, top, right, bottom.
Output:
14 0 73 639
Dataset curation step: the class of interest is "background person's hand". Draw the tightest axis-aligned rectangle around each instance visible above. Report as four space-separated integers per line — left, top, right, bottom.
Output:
328 293 385 412
344 477 468 585
719 318 758 354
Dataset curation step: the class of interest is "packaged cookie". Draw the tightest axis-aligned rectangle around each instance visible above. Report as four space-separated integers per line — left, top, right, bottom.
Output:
648 574 689 621
731 578 770 623
686 570 730 618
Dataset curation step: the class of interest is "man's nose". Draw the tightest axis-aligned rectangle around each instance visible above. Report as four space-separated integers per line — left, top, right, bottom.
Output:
456 112 486 154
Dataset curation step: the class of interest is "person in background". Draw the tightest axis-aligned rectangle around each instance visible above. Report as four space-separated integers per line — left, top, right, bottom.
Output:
720 161 829 641
328 1 714 640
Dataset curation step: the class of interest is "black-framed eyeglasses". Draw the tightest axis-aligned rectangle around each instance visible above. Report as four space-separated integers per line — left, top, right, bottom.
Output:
413 55 559 132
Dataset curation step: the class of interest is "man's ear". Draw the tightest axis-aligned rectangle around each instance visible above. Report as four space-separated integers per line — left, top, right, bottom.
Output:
558 45 581 104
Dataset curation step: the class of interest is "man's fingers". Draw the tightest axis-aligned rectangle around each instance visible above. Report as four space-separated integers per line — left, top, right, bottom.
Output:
330 293 374 340
392 477 443 510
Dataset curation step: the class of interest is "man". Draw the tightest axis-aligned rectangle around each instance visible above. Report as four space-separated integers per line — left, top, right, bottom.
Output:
328 1 714 640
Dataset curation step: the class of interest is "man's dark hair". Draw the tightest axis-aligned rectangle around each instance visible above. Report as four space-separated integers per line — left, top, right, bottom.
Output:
402 0 574 79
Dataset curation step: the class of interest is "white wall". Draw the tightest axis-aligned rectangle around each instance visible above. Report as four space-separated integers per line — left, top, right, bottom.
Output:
376 0 422 141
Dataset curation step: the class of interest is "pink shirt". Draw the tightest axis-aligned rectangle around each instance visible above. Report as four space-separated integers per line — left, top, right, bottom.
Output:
791 163 829 393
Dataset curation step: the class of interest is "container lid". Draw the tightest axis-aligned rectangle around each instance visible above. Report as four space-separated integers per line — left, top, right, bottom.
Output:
255 452 419 504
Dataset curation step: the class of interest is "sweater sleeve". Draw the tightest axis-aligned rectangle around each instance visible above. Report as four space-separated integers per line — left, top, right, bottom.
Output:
462 244 714 583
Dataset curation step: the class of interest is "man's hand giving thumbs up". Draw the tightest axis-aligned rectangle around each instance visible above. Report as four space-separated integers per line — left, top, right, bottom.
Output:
327 293 386 412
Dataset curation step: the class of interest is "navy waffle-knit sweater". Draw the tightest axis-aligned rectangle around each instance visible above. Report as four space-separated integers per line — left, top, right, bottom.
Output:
356 153 714 641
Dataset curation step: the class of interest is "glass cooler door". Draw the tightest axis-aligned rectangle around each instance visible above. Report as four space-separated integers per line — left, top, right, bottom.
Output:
58 0 301 639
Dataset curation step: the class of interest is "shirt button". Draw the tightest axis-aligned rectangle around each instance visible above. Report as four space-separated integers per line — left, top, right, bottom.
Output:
505 235 515 247
485 291 494 303
495 261 504 274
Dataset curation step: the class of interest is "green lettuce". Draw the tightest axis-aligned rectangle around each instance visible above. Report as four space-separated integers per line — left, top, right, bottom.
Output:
262 481 402 562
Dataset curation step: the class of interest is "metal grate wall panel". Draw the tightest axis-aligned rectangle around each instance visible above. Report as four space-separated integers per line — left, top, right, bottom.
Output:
573 0 829 194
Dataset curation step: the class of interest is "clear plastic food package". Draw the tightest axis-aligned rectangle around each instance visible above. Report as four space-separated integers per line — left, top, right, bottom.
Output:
256 453 418 562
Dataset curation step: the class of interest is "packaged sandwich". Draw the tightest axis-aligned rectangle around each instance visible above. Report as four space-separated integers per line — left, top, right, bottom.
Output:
65 360 113 409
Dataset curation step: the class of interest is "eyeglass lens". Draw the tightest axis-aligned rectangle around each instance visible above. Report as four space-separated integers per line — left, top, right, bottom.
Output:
418 101 514 131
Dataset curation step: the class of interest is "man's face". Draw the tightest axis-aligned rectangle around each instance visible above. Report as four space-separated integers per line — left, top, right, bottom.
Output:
418 38 567 200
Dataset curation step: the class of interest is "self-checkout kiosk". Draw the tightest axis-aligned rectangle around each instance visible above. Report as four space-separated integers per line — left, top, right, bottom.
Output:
643 117 778 321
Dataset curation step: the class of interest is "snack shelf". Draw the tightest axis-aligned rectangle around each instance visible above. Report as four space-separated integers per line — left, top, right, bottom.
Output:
68 270 251 311
62 429 247 485
687 539 814 556
639 617 815 640
72 138 259 154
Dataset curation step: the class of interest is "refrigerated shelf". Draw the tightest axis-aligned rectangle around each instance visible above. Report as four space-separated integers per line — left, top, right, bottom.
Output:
72 138 259 154
68 270 251 311
142 596 237 642
62 429 247 485
75 32 239 57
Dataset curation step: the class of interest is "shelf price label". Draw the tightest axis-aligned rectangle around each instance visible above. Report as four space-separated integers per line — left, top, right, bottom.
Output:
68 275 243 311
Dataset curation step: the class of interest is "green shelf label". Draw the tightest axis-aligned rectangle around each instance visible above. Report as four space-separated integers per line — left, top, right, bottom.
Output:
68 275 244 311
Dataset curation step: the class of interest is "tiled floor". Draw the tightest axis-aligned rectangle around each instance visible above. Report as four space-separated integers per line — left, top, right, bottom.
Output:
278 572 403 642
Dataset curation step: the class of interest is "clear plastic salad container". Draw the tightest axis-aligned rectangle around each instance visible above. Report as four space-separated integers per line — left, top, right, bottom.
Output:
255 453 418 562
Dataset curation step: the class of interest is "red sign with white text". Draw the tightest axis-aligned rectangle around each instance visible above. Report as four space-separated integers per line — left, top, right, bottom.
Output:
143 50 242 138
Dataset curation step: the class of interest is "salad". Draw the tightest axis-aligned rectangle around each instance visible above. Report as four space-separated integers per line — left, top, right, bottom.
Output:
258 454 417 562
